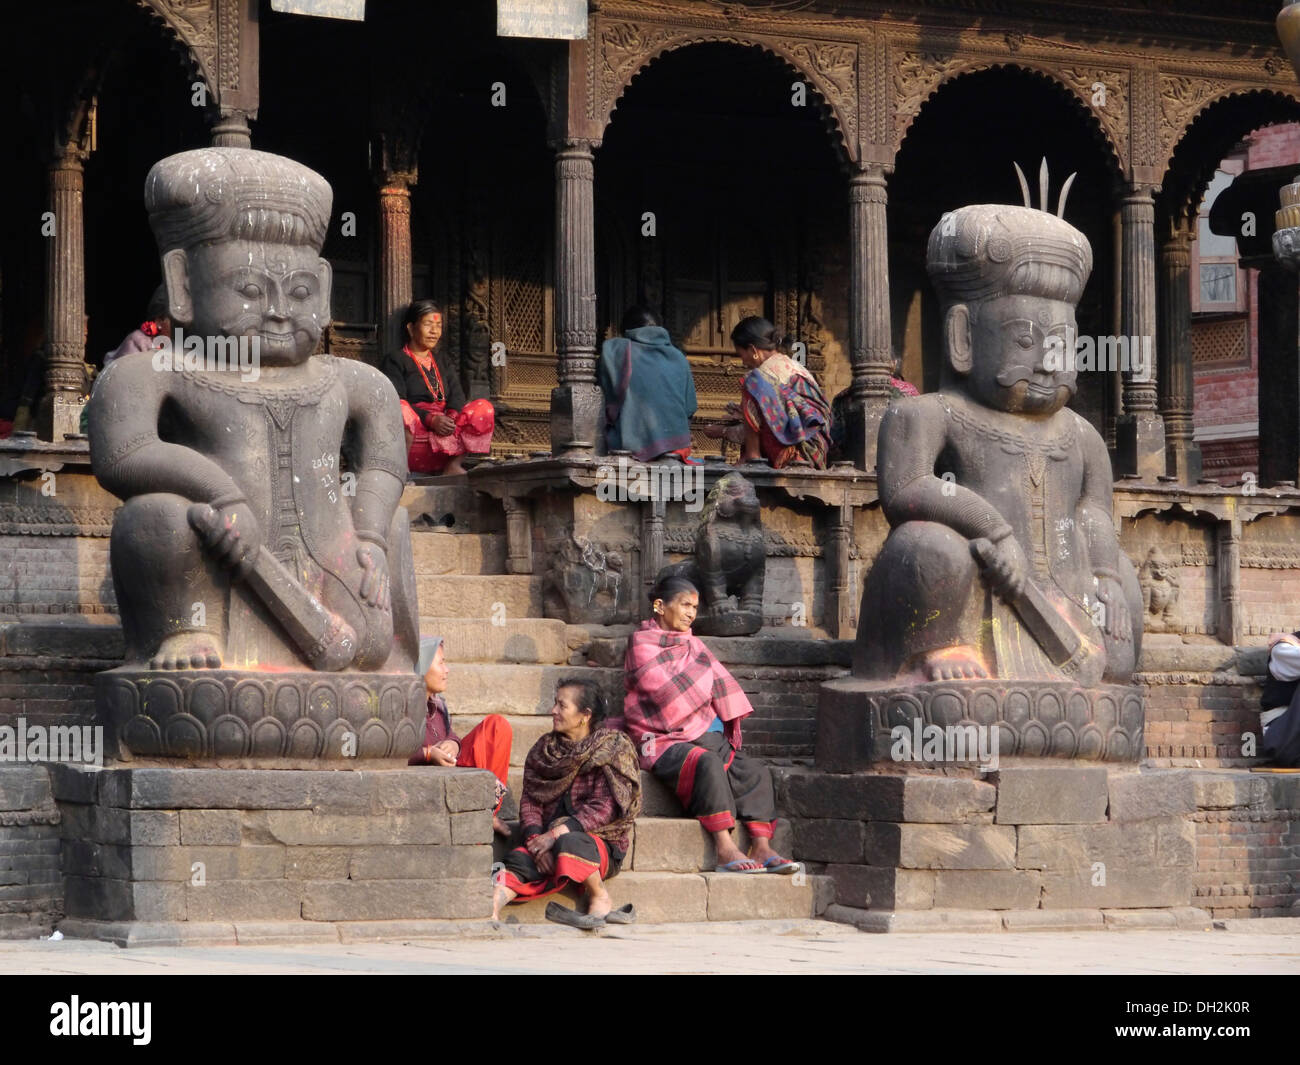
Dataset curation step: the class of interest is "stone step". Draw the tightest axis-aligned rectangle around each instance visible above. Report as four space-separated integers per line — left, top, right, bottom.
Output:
447 664 622 718
627 817 795 873
501 770 693 819
421 619 569 665
498 870 828 924
400 483 503 534
410 530 507 576
415 574 543 619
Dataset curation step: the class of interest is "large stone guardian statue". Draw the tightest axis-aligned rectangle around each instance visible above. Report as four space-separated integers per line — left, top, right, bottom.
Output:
819 186 1144 766
88 148 422 759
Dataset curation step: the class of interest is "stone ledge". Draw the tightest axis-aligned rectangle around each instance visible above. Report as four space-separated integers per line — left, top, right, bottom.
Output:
823 905 1214 933
823 905 1003 933
1212 915 1300 933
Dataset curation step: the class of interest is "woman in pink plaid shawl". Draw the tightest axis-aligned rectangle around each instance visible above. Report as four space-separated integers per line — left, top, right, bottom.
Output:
616 576 801 874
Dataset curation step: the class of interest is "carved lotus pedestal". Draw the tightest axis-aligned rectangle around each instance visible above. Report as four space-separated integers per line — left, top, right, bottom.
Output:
816 677 1145 770
96 669 425 761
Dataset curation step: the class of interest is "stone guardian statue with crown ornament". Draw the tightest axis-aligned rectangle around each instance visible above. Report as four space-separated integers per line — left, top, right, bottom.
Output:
819 164 1145 767
87 148 423 760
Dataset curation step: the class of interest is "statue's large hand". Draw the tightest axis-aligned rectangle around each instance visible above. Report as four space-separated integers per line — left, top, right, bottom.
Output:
188 500 261 578
973 532 1028 601
356 540 391 612
1094 575 1131 643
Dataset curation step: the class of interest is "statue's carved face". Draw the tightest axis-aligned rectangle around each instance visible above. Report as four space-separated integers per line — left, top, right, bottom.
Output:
178 239 331 367
961 295 1077 415
715 476 760 521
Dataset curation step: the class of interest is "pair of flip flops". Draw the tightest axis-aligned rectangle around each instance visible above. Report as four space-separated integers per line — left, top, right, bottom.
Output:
544 900 637 930
714 856 804 875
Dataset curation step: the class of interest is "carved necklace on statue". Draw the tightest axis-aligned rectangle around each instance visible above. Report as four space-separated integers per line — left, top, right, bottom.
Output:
404 344 445 403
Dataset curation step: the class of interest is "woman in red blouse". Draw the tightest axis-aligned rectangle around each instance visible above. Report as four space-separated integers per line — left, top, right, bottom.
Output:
381 300 495 476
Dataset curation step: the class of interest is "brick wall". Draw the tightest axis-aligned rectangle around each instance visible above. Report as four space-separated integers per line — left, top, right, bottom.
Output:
1190 771 1300 919
1139 673 1260 764
0 536 115 615
0 767 62 937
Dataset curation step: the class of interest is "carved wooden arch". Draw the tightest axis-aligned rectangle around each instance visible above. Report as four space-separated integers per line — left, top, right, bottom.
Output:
597 28 856 167
893 59 1126 180
48 2 209 155
1159 85 1300 223
134 0 217 112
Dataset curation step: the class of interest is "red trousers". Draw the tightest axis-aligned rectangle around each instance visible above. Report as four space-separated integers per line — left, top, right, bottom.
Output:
456 714 512 815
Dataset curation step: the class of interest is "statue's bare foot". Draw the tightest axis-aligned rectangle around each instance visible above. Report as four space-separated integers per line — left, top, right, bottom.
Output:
923 646 989 681
150 633 222 671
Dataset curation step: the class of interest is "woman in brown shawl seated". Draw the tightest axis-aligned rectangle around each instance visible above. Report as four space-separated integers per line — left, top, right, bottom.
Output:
493 678 642 928
613 575 802 874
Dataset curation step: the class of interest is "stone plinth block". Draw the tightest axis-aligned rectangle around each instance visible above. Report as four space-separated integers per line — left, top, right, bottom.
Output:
1107 770 1196 822
865 822 1017 870
775 768 995 824
95 668 424 760
1017 819 1194 909
817 677 1144 770
993 767 1109 824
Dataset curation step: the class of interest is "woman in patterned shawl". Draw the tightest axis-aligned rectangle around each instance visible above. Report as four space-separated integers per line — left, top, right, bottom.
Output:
707 315 830 470
493 678 642 926
612 575 802 875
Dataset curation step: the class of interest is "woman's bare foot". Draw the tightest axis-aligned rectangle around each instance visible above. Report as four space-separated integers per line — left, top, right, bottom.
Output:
491 882 517 920
713 829 762 871
443 457 467 476
492 816 511 837
586 885 612 920
922 645 989 681
150 633 222 671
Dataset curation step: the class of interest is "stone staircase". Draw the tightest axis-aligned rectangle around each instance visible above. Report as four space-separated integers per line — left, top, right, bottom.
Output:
408 493 832 924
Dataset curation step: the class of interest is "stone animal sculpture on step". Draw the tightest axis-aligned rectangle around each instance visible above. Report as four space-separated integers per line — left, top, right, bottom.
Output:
657 472 765 636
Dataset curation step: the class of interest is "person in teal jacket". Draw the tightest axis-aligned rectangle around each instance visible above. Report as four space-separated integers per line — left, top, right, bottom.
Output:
598 306 698 462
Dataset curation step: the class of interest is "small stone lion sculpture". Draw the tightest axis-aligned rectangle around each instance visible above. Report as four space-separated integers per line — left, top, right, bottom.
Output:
657 472 765 636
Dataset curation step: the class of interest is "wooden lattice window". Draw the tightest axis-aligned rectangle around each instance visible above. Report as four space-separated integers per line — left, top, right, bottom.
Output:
1191 316 1250 369
496 228 550 356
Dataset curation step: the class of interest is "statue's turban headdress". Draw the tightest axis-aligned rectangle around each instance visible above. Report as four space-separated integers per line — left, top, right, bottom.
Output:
144 147 332 254
926 203 1093 308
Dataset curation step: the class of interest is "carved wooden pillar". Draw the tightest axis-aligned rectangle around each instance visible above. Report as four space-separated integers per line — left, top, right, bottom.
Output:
826 501 855 638
210 111 252 148
503 496 533 575
1115 184 1166 479
641 495 666 599
1158 217 1201 483
842 163 893 472
38 146 88 442
1217 517 1242 646
551 138 600 454
377 172 416 358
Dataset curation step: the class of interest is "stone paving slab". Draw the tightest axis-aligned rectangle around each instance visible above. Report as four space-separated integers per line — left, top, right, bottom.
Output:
1 923 1297 974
